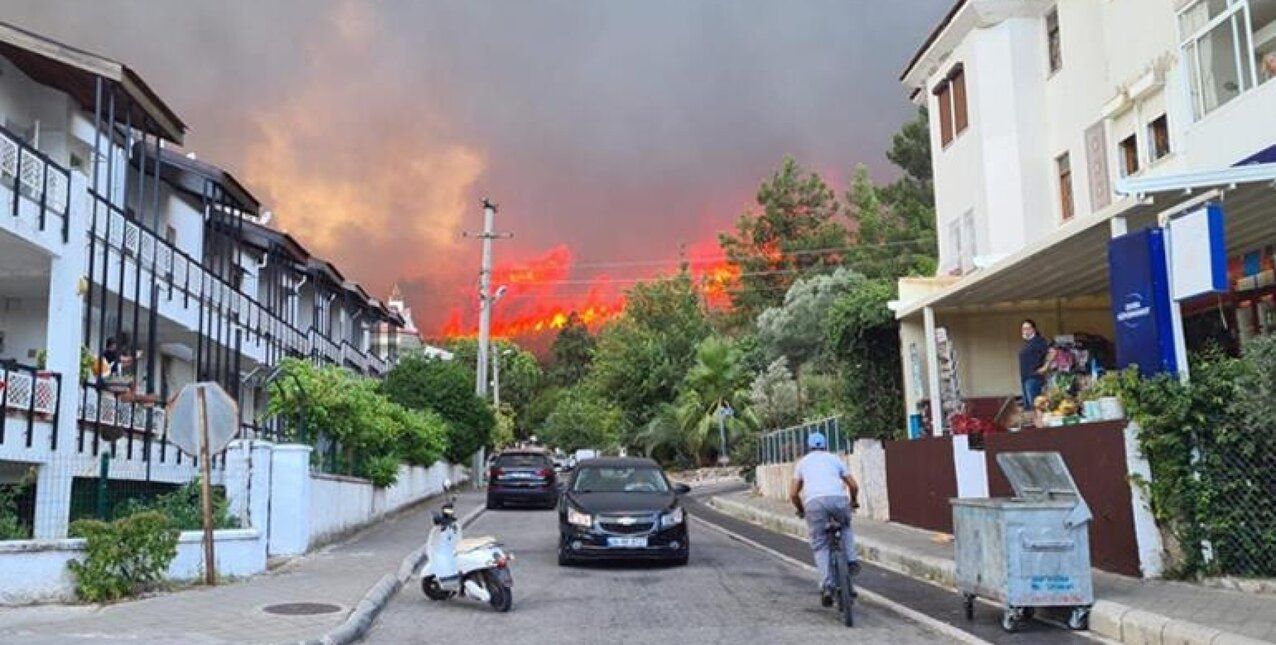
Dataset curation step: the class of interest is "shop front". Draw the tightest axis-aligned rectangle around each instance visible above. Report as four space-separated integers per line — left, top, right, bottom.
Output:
885 161 1276 577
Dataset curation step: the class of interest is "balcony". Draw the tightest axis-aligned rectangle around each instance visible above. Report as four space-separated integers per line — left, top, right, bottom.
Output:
0 362 62 450
309 327 342 365
90 198 310 360
341 341 369 373
0 124 71 245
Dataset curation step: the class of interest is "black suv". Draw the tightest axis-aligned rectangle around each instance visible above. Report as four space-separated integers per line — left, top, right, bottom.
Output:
557 457 691 566
487 450 558 510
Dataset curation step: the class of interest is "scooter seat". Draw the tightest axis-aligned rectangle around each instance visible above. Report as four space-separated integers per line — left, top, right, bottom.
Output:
458 536 498 552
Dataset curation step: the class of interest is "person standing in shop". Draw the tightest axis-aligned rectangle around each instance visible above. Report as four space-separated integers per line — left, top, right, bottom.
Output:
1019 319 1051 412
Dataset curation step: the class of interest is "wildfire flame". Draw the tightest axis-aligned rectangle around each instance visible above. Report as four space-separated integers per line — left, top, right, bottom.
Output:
438 238 739 341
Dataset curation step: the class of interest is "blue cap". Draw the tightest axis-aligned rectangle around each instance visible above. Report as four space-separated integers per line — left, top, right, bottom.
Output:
807 432 827 450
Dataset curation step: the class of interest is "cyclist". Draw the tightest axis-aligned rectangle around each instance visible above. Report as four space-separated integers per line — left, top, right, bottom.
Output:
790 431 861 607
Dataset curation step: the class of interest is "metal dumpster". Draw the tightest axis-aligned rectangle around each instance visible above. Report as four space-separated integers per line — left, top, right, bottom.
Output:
951 451 1094 632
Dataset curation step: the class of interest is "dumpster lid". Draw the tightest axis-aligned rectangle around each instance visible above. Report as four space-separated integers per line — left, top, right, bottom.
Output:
995 451 1092 526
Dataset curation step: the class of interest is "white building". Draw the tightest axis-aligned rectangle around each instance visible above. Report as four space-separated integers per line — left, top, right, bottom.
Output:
894 0 1276 435
372 284 453 362
0 21 404 539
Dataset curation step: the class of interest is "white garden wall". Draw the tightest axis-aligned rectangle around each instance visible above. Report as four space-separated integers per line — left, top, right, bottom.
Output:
0 528 265 604
308 461 466 548
755 439 890 522
0 440 467 605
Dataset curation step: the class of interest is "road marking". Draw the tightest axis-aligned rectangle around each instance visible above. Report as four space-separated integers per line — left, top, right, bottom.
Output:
690 516 993 645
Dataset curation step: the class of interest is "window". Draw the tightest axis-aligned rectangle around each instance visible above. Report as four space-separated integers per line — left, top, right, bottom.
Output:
933 64 968 146
1178 0 1276 119
1147 115 1171 161
1119 134 1140 176
1057 153 1075 221
1046 8 1063 73
947 219 962 275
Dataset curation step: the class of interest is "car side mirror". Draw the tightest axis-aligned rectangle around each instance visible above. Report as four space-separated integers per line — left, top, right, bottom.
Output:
674 483 692 495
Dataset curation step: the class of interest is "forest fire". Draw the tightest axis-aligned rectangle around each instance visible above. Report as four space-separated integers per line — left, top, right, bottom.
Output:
438 239 739 341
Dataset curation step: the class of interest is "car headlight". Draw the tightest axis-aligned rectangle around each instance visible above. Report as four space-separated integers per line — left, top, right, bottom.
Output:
660 507 684 528
567 507 593 528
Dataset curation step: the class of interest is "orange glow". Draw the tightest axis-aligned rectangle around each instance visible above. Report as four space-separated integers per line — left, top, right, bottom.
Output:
439 237 741 340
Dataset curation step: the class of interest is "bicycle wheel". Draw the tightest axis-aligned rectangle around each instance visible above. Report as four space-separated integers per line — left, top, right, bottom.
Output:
831 543 854 627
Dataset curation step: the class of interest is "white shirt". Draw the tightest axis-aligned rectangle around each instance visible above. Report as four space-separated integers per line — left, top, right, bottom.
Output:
793 450 849 503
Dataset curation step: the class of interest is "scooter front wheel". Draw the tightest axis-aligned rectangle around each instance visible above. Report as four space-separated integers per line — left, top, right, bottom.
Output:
421 576 450 601
484 571 512 612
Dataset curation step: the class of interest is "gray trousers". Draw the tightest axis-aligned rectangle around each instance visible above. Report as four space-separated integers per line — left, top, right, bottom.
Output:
804 495 857 590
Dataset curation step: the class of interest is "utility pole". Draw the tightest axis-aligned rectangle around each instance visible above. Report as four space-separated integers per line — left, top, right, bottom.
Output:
466 198 510 486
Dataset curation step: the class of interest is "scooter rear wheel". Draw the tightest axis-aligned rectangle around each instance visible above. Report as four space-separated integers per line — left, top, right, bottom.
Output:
484 571 512 612
421 576 450 601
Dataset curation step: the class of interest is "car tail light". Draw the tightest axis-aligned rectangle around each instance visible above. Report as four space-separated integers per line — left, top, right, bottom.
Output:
490 467 503 480
537 467 552 478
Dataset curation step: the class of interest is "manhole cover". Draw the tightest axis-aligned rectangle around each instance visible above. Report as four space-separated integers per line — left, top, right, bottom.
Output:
263 602 342 616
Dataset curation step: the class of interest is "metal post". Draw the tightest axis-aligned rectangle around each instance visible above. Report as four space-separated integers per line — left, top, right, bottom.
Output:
197 386 216 586
923 306 944 436
96 451 110 520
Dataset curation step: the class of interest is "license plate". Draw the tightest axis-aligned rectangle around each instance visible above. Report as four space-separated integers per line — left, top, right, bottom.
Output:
507 472 535 479
608 536 648 548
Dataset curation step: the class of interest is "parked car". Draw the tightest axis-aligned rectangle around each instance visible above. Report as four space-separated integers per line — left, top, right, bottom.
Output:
487 449 559 510
557 457 691 566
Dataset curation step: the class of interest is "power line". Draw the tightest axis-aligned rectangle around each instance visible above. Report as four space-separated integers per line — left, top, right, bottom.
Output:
563 237 933 270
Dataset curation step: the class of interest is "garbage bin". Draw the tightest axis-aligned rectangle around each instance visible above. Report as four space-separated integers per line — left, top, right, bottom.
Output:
951 451 1094 632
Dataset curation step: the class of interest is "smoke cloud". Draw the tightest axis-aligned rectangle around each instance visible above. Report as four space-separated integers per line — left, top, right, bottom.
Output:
4 0 948 335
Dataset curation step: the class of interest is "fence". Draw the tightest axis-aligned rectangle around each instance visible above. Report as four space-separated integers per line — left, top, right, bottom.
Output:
1 361 62 450
1186 438 1276 577
756 416 848 465
0 122 72 242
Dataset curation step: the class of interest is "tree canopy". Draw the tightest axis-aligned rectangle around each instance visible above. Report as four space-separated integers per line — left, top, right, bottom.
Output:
381 353 495 463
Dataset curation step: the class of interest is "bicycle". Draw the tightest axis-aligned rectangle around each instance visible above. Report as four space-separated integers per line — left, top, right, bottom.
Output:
798 503 858 628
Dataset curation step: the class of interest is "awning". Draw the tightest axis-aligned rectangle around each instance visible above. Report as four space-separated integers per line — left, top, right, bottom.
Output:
894 196 1154 318
894 161 1276 319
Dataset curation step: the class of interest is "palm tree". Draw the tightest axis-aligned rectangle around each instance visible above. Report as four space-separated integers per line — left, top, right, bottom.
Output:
639 336 758 465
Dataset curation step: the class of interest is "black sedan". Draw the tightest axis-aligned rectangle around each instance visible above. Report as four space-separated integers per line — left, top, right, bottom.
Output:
557 457 691 566
487 449 559 510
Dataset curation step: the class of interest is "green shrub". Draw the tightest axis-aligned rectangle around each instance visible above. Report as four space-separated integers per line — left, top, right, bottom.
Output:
114 480 239 531
68 511 179 602
0 469 35 540
361 454 402 488
1108 341 1276 578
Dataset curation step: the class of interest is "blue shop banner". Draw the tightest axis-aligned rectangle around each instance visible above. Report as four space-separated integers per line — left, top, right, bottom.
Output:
1108 228 1178 376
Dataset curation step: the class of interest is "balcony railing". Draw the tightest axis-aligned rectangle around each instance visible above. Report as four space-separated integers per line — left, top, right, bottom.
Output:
91 197 309 356
0 361 62 449
0 123 71 242
309 327 342 365
367 351 389 376
341 340 369 372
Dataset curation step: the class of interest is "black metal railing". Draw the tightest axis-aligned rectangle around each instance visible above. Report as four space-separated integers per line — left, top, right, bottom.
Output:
0 123 71 243
89 194 309 356
0 360 62 450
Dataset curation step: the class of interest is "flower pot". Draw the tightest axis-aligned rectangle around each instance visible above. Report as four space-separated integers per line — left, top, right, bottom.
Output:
99 425 124 442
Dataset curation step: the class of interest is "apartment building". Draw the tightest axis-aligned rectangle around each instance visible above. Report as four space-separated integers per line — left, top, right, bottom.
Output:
893 0 1276 435
0 22 404 538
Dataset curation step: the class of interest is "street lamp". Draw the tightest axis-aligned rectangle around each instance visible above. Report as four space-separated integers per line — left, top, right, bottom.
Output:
716 403 734 466
492 348 513 407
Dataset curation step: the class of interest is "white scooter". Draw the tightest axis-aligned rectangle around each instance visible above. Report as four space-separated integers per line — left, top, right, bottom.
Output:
419 497 514 612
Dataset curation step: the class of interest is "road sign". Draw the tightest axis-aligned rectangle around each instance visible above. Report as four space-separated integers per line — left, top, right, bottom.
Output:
168 382 239 457
166 382 239 586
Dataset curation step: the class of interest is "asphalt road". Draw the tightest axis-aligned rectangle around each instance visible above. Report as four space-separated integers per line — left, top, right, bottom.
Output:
367 504 945 644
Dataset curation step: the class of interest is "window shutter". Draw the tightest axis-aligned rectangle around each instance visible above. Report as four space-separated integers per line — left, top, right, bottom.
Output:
952 69 968 134
936 83 953 145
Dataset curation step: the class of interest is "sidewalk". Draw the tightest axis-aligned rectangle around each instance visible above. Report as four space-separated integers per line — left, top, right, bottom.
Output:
709 489 1276 645
0 491 480 645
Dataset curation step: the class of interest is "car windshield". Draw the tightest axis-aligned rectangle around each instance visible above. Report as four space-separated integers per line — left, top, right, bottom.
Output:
571 466 669 493
497 454 550 469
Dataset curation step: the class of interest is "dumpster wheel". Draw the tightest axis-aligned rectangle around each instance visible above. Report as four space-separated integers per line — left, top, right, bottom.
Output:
1001 607 1025 632
1067 606 1090 631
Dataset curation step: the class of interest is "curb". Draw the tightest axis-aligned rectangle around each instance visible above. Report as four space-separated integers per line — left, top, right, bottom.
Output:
707 495 1273 645
309 502 486 645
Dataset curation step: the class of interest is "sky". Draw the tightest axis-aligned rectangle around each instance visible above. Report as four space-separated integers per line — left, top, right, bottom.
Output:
4 0 949 338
